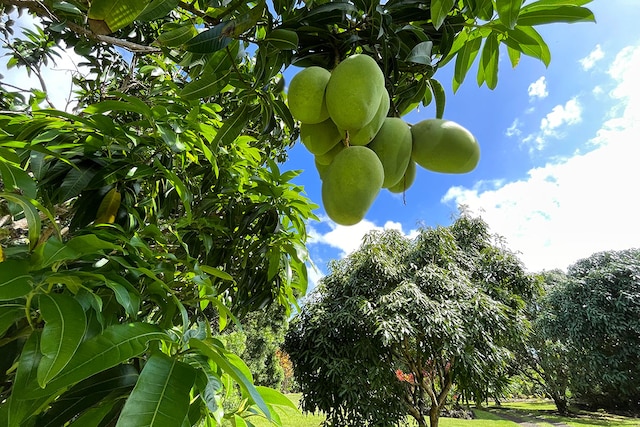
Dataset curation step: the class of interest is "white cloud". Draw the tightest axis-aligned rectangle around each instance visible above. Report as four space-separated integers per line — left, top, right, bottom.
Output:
506 118 522 137
528 76 548 100
525 98 582 150
309 216 418 258
442 44 640 272
579 44 605 71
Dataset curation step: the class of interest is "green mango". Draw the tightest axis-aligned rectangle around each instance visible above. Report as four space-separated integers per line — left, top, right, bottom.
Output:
346 90 390 146
288 66 331 124
368 117 412 188
411 119 480 174
322 146 383 226
315 142 345 165
325 54 385 131
388 160 416 194
300 119 343 155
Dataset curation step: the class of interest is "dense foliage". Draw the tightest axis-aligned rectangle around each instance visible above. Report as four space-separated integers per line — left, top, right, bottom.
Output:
0 0 594 425
539 250 640 411
285 212 536 427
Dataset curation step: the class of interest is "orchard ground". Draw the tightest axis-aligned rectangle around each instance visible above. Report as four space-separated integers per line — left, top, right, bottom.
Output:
250 396 640 427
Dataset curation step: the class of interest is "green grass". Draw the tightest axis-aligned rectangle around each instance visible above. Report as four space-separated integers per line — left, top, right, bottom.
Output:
249 395 640 427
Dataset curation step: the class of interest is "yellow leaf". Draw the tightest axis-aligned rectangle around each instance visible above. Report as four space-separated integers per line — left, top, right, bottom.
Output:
95 188 121 224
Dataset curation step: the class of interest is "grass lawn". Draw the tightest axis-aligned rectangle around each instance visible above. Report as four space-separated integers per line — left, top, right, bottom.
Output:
249 395 640 427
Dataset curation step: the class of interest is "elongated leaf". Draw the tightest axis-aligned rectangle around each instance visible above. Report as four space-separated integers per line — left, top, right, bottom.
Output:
255 386 298 410
38 293 87 387
8 332 50 427
137 0 179 22
496 0 521 29
189 338 271 420
428 79 446 119
155 24 198 47
67 400 119 427
507 45 521 67
0 259 31 300
0 303 24 337
105 279 140 318
116 353 196 427
212 103 252 148
22 323 168 399
480 33 500 90
34 235 119 269
84 100 152 118
502 25 551 66
57 166 97 203
88 0 150 34
431 0 455 30
0 192 40 250
153 159 192 221
37 365 138 427
453 37 482 93
179 72 231 100
0 160 37 199
521 0 593 14
516 5 595 26
184 24 231 53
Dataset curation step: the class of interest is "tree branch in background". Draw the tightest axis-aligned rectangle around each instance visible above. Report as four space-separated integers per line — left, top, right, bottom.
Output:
0 0 161 53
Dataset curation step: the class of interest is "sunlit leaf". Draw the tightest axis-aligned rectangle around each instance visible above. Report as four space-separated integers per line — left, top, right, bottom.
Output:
517 5 595 26
496 0 521 29
184 24 231 53
453 37 482 93
428 79 446 119
0 192 41 250
480 33 499 90
430 0 455 30
137 0 179 22
88 0 150 34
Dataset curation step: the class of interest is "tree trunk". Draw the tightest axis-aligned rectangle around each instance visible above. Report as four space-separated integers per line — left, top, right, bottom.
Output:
552 393 569 415
429 404 440 427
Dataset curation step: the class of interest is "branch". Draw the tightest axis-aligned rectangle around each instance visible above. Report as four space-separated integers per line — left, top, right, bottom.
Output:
1 0 162 54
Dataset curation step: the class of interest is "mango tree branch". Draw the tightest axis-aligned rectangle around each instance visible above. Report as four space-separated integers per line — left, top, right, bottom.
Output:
0 0 162 54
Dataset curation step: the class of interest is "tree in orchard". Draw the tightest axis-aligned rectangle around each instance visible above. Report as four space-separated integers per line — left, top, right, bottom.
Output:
514 270 572 414
0 0 594 425
285 211 537 427
540 250 640 411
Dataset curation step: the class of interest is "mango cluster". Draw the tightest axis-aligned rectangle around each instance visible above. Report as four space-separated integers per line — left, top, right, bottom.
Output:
287 54 480 226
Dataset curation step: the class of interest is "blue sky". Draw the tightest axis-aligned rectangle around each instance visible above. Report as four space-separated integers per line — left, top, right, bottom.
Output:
2 1 639 290
282 0 640 287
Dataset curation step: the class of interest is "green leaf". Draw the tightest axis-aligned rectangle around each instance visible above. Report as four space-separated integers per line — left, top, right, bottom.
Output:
428 79 446 119
507 45 521 67
0 260 31 300
83 100 153 118
179 72 231 100
88 0 151 34
137 0 179 22
22 323 168 399
516 5 595 26
212 103 254 148
153 159 193 221
189 338 271 419
480 33 500 90
496 0 521 29
199 265 234 281
520 0 593 14
0 160 37 200
255 386 298 410
67 400 119 427
9 332 51 427
57 166 97 203
430 0 455 30
407 41 433 65
453 37 482 93
37 293 88 387
185 24 232 54
105 279 140 318
34 235 119 269
155 23 198 47
37 365 138 427
0 303 24 337
116 353 196 427
0 192 41 250
501 25 551 66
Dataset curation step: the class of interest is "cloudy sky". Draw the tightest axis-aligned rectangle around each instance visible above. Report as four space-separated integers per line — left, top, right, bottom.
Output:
283 0 640 284
2 2 639 289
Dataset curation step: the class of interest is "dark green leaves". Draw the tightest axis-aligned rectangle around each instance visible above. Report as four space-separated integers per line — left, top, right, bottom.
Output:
453 36 482 93
116 353 196 427
479 33 499 90
0 260 31 300
502 25 551 67
184 24 232 54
